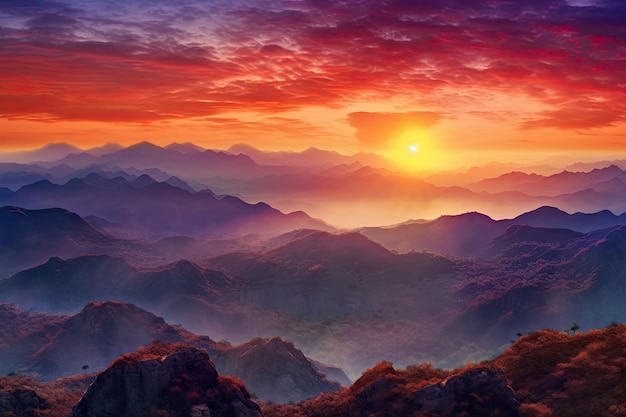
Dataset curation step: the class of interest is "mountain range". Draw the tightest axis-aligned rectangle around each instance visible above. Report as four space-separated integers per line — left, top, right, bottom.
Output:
5 142 626 227
2 141 626 415
5 323 626 417
0 173 331 236
0 301 347 404
360 205 626 257
4 206 626 377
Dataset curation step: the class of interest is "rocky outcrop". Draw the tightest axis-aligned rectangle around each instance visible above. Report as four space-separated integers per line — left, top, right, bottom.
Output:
413 368 519 417
72 345 262 417
215 337 343 403
0 389 47 415
31 301 191 380
351 365 518 417
310 359 352 387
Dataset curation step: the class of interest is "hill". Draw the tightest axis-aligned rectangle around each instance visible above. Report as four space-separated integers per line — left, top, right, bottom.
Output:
264 324 626 417
5 217 626 381
359 206 626 256
0 206 114 276
360 211 509 257
493 325 626 417
0 174 332 236
5 325 626 417
0 301 347 403
0 256 246 337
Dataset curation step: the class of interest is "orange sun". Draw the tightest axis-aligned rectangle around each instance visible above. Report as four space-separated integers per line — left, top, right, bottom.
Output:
384 129 442 172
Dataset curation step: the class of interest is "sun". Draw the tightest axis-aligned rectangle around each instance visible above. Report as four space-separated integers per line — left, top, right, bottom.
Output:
385 129 442 172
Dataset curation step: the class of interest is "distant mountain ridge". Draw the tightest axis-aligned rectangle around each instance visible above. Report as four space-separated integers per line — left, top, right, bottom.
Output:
0 143 81 163
0 174 332 236
4 141 626 227
466 164 626 196
227 143 392 169
55 141 288 180
360 206 626 257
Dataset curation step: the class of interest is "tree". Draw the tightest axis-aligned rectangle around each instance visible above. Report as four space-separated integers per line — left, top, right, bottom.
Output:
82 364 90 374
570 323 580 334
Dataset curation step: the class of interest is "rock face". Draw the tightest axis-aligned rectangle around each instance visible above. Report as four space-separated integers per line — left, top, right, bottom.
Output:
72 345 262 417
215 337 344 403
32 301 190 379
412 368 519 417
0 389 47 415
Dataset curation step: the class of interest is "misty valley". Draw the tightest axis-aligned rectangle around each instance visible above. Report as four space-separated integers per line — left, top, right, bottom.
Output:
1 142 626 416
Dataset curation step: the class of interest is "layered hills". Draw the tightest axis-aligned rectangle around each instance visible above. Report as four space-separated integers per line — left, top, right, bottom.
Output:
360 205 626 257
0 301 348 404
0 174 330 236
5 142 626 227
2 142 626 415
3 211 626 377
5 324 626 417
264 324 626 417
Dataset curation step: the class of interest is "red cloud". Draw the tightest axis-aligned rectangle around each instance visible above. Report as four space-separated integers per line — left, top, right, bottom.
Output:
0 0 624 132
521 99 626 130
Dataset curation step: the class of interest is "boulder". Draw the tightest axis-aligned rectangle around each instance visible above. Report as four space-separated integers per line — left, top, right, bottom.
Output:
72 345 261 417
0 389 46 415
413 367 519 417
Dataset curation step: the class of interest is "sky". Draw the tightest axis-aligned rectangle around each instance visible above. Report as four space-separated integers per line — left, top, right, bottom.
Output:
1 0 625 170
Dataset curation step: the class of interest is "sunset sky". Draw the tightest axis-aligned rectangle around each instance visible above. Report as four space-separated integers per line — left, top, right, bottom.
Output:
1 0 625 170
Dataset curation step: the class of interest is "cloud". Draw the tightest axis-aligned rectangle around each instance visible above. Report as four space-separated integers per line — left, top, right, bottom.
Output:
348 111 442 148
0 0 623 137
521 99 626 130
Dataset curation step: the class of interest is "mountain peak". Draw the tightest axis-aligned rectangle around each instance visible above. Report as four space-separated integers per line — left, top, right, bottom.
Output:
227 143 260 154
127 141 161 150
435 211 495 225
130 174 156 187
164 142 205 153
516 205 568 219
39 142 82 153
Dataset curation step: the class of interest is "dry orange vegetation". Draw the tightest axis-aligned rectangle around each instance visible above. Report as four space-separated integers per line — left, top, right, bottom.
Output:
0 374 92 417
4 326 626 416
110 340 200 367
264 325 626 417
493 324 626 417
262 362 464 417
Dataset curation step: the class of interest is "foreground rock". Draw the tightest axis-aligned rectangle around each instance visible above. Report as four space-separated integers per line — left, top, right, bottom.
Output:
72 343 262 417
264 362 520 417
0 389 47 415
411 368 519 416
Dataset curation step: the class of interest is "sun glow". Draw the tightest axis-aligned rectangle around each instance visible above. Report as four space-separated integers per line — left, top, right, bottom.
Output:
386 129 442 172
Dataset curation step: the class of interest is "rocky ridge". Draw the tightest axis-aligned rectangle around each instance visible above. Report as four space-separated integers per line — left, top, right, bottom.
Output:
72 344 262 417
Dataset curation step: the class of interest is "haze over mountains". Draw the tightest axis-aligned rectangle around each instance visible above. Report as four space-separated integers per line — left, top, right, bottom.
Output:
0 301 346 404
2 141 626 415
3 203 626 379
5 141 626 227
